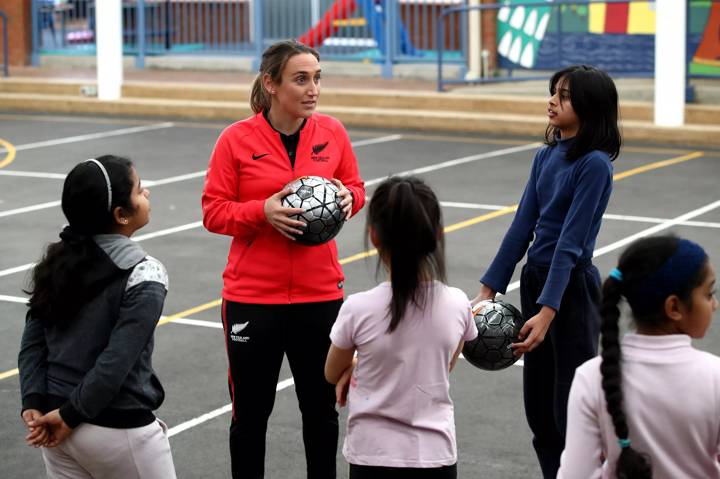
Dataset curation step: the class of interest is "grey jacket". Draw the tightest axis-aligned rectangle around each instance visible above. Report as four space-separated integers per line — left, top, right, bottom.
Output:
18 235 168 428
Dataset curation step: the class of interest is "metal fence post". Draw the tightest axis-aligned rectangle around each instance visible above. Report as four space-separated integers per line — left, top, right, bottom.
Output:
136 0 146 69
252 0 263 71
31 0 40 66
382 0 397 78
1 10 7 77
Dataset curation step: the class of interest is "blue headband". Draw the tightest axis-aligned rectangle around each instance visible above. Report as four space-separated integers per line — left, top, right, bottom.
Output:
624 239 707 315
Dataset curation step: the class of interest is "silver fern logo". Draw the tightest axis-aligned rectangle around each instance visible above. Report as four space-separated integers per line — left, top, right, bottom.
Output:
231 322 248 335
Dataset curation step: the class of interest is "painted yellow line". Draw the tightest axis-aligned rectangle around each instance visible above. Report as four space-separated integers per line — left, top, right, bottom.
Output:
0 150 707 382
0 138 17 168
157 299 223 326
0 368 19 380
613 151 704 181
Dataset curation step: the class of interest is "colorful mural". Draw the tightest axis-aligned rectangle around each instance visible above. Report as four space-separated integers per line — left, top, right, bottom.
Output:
496 0 719 77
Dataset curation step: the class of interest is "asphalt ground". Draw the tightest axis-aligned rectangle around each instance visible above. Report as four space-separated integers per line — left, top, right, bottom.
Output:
1 112 720 478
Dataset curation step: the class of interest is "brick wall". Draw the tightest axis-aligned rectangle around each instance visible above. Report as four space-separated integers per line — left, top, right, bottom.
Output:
0 0 32 66
481 0 497 73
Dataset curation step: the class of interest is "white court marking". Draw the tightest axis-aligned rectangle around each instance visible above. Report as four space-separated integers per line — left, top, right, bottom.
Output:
164 198 720 438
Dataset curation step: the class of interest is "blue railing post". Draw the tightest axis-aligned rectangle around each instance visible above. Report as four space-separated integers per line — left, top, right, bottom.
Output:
459 4 468 79
382 0 397 78
252 0 264 71
557 3 563 69
0 10 7 77
437 5 446 91
31 0 40 66
136 0 146 69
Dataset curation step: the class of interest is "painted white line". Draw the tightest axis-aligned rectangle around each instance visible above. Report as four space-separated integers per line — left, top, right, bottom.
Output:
0 294 27 304
0 221 204 278
602 213 720 229
350 134 403 148
0 263 37 278
168 317 223 329
440 201 508 211
0 200 61 219
143 171 206 187
168 378 295 437
365 143 540 187
0 170 66 179
133 221 203 241
0 122 175 153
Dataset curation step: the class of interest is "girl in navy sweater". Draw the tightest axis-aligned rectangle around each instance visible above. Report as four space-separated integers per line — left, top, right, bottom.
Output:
474 65 621 478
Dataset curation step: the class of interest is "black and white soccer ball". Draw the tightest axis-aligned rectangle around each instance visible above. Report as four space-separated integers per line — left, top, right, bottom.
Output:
463 299 524 371
281 176 346 246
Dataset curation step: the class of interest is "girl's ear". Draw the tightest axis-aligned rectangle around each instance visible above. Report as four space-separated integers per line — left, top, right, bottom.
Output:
664 294 684 322
112 206 128 226
369 225 380 249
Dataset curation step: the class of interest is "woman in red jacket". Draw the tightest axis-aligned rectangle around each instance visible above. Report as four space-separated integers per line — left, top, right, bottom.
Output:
202 40 365 479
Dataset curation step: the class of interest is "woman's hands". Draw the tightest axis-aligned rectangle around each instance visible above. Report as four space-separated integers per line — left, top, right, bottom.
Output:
264 187 307 240
331 179 353 220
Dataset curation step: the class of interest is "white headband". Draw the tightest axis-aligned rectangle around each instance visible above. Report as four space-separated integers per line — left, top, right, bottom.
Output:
85 158 112 212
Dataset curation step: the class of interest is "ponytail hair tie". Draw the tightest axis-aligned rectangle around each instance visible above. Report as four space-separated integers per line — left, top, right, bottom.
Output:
618 438 631 449
609 268 623 282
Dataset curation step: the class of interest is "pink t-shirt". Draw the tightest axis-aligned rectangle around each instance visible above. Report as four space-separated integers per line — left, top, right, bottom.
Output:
330 281 478 468
559 334 720 479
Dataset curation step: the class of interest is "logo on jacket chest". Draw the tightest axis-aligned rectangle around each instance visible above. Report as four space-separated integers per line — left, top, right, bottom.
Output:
311 142 330 162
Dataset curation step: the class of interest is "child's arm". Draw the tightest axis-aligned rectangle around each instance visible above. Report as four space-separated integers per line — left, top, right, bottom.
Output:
18 312 49 418
557 364 605 478
325 344 355 385
450 341 464 372
479 152 542 297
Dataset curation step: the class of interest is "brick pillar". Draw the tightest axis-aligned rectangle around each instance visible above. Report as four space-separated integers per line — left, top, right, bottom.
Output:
0 0 32 66
480 0 497 74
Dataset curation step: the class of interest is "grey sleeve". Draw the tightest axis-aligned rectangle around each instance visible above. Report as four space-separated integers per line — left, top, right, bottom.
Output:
60 258 168 427
18 312 49 413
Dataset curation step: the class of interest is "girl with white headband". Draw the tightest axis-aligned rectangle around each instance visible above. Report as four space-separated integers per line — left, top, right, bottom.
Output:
559 235 719 478
18 155 176 478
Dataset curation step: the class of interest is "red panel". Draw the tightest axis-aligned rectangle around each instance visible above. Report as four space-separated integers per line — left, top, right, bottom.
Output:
604 3 629 34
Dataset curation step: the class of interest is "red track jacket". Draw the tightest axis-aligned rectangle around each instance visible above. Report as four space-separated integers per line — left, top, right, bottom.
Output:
202 112 366 304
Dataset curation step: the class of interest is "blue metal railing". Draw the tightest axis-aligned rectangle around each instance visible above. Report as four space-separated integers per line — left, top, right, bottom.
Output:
437 0 714 92
0 10 7 77
30 0 468 77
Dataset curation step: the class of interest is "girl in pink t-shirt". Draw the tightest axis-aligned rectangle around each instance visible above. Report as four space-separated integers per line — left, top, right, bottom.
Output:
325 175 477 479
559 235 720 478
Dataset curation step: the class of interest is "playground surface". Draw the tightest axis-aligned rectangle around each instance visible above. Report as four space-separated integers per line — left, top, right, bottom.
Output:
1 112 719 478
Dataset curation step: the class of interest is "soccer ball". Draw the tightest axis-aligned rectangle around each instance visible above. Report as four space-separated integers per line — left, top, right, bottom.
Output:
281 176 346 246
463 300 524 371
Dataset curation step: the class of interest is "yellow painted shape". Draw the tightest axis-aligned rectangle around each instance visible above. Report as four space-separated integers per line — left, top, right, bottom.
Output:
0 150 707 382
588 3 606 34
332 18 366 27
0 138 17 168
627 2 656 34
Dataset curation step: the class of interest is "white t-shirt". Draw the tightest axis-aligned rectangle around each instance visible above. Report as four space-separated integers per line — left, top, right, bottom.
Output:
330 281 478 468
559 334 720 479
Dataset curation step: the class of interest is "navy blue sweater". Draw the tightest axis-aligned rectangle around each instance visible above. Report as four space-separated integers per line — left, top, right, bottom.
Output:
480 138 613 310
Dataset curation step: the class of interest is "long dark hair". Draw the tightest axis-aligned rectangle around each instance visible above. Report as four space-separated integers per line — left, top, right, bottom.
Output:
367 176 447 332
25 155 136 324
545 65 621 162
600 235 708 478
250 40 320 114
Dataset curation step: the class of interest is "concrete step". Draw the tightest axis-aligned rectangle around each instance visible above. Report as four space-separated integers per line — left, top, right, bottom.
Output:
3 91 720 147
4 77 720 126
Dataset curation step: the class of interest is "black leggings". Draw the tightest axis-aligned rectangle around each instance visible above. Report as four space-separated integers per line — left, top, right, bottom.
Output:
349 464 457 479
222 299 342 479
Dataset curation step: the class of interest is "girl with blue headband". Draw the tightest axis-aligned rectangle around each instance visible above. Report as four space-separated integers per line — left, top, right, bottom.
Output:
558 235 719 478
